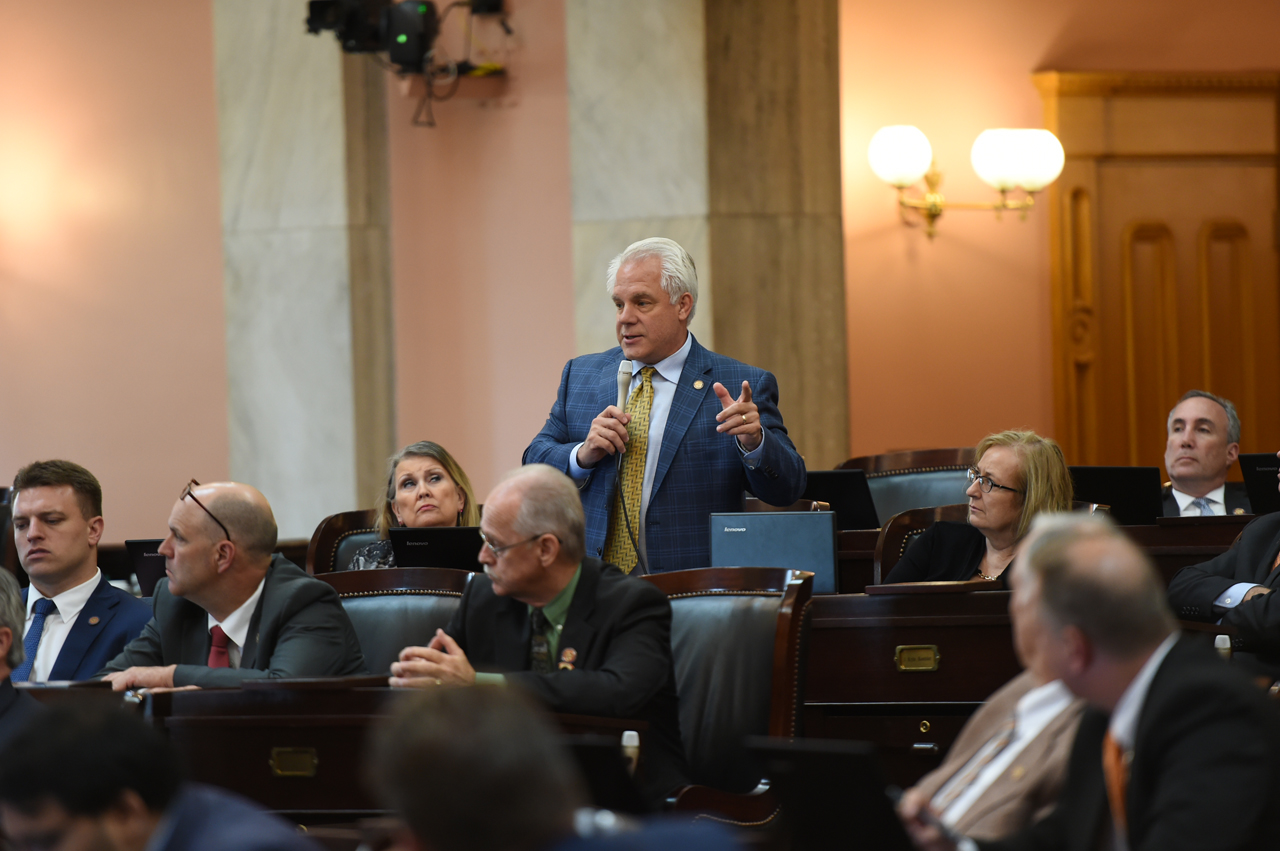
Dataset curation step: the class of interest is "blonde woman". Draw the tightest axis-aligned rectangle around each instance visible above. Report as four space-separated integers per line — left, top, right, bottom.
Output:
349 441 481 570
884 430 1072 586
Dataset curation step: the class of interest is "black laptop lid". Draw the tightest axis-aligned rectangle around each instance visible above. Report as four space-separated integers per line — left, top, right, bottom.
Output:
803 469 881 530
1238 453 1280 516
1068 466 1164 526
388 527 484 570
748 737 914 851
125 539 166 597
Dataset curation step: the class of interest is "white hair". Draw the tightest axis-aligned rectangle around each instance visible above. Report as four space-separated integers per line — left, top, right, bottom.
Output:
605 237 699 322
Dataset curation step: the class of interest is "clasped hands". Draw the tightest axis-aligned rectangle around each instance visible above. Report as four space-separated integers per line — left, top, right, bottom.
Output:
576 380 762 468
391 628 476 688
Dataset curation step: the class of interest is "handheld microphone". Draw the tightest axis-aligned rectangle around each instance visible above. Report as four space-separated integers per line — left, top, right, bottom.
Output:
616 360 632 410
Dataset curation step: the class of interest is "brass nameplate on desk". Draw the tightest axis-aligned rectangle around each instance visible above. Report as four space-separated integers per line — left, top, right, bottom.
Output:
895 645 940 672
269 747 319 777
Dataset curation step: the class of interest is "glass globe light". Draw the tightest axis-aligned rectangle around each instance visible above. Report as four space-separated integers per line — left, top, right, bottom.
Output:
868 126 933 188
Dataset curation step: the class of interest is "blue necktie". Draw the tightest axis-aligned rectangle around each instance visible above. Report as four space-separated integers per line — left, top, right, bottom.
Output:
1190 496 1214 517
11 598 57 683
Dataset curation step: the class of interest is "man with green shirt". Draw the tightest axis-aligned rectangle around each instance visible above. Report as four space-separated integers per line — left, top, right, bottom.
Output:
390 464 690 806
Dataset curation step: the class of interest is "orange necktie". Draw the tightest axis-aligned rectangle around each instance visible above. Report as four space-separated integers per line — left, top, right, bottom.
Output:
1102 731 1129 836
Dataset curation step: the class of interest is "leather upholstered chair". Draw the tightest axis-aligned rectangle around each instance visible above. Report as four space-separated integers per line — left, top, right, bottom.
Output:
307 509 379 574
640 567 813 825
317 567 472 675
873 504 970 585
841 449 975 522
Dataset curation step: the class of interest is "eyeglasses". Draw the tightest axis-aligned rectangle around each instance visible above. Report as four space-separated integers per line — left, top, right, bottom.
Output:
478 529 550 558
181 479 232 541
967 467 1024 496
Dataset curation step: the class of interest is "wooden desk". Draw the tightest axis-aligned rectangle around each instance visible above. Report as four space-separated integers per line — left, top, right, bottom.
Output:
837 529 880 594
802 590 1021 788
1122 515 1248 584
142 679 646 821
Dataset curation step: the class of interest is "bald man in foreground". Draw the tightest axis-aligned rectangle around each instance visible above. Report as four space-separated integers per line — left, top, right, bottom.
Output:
901 514 1280 851
100 481 365 689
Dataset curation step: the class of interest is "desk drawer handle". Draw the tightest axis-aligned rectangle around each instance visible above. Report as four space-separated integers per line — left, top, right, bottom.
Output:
270 747 319 777
912 743 939 754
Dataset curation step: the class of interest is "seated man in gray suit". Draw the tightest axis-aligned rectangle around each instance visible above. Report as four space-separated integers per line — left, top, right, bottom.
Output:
100 481 365 689
1162 390 1251 517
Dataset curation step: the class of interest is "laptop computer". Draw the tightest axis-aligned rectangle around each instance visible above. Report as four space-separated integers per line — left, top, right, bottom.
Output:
747 737 915 851
1068 466 1164 526
1238 453 1280 516
802 469 880 530
388 527 484 571
125 539 167 597
709 511 837 593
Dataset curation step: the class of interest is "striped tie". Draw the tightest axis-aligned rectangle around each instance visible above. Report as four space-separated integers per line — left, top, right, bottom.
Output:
931 718 1016 812
603 367 655 573
1190 496 1214 516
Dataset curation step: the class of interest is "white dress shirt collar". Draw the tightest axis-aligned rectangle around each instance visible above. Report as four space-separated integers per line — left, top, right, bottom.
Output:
207 577 266 655
628 330 693 386
1172 484 1226 515
26 568 101 622
1108 633 1179 751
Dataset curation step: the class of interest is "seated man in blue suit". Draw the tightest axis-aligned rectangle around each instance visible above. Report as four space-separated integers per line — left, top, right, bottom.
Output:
524 237 806 574
10 460 151 682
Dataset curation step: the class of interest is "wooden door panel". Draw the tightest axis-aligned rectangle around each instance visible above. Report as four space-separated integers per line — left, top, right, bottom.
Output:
1040 73 1280 470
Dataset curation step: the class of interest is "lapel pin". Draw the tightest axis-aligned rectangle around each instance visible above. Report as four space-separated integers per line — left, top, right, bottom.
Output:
1234 508 1245 515
88 616 100 625
1011 765 1025 781
558 662 575 670
561 647 577 663
693 380 704 390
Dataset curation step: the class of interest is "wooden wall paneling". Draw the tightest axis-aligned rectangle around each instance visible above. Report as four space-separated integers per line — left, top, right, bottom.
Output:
1198 221 1257 446
1038 72 1280 469
704 0 848 471
1121 222 1179 466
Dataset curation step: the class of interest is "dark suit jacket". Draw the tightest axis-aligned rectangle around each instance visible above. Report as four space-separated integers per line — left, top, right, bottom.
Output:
1167 511 1280 670
445 557 690 804
884 521 992 585
159 784 322 851
980 637 1280 851
523 336 807 573
0 678 43 750
20 574 151 681
553 819 738 851
1160 482 1251 517
98 555 366 686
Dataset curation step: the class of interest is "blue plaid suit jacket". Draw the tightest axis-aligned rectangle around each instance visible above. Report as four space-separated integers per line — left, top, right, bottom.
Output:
523 336 806 572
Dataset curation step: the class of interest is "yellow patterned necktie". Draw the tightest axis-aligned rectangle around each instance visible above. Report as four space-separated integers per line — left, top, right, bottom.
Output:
603 366 655 573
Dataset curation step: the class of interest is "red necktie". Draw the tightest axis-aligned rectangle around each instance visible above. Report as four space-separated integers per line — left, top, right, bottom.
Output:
208 625 231 668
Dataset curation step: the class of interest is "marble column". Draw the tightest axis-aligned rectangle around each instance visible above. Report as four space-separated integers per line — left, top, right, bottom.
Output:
565 0 714 354
213 1 395 538
705 0 849 470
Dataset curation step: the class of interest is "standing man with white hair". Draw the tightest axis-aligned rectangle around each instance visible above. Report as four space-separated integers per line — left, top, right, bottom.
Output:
524 237 807 574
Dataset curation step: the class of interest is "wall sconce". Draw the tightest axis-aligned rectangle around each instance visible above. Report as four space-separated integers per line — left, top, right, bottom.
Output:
868 125 1065 238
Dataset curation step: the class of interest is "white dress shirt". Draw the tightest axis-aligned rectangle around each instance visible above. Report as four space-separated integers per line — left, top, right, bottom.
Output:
206 578 266 669
1105 632 1178 851
569 333 764 565
23 569 103 682
934 679 1077 826
1171 484 1226 516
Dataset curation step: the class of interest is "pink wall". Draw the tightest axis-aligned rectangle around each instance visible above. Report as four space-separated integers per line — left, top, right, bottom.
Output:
0 3 228 541
387 0 575 502
839 0 1280 458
